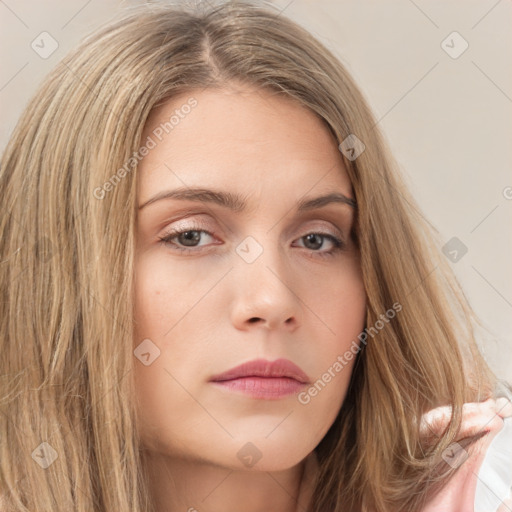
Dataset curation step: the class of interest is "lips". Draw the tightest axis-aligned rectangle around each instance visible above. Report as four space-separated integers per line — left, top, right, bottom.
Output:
210 358 310 384
209 358 310 399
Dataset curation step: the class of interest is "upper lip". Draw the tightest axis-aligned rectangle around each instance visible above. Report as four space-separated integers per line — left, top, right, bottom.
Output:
210 358 310 384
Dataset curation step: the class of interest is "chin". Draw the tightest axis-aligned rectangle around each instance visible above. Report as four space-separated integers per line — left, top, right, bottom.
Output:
208 436 315 473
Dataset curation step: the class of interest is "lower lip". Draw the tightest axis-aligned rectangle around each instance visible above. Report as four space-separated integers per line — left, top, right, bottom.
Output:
210 377 307 399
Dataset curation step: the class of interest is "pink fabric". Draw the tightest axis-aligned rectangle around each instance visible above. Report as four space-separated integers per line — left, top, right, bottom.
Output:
420 398 512 511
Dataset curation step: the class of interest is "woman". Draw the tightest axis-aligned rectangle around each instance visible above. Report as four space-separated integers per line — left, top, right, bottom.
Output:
0 1 510 511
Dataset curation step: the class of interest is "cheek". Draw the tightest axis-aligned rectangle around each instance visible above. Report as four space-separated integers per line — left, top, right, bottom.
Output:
299 257 366 398
133 361 198 454
307 255 367 343
132 256 223 450
133 255 165 337
295 278 365 438
132 253 203 339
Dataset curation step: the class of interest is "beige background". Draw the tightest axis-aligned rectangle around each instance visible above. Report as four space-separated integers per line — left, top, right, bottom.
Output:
1 0 511 383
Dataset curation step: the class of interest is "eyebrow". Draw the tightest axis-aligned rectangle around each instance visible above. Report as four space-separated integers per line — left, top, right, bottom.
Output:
137 187 357 212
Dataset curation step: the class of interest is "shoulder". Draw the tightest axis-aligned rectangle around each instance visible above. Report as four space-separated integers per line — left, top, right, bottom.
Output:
420 397 512 512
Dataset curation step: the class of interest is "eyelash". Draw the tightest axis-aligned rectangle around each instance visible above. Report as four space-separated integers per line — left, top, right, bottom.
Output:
157 225 346 258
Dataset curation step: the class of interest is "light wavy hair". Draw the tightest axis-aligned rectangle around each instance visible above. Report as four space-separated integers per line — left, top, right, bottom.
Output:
1 1 509 511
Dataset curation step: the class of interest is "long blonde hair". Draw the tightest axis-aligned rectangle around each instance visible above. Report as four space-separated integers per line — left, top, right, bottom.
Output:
0 1 508 511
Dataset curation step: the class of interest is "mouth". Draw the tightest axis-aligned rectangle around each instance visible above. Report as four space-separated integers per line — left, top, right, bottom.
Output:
209 358 310 400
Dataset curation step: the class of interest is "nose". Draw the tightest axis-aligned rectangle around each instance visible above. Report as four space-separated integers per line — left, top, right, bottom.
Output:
229 242 301 332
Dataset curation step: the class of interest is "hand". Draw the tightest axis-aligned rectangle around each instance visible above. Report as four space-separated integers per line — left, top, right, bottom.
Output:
420 397 512 441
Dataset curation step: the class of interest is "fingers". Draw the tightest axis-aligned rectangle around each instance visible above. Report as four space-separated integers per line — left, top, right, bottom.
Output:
420 398 511 440
496 397 512 418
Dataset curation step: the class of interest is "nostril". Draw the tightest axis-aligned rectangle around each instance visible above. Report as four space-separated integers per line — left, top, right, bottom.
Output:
248 317 261 323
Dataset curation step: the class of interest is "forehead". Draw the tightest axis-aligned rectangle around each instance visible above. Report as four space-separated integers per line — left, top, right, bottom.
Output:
137 85 352 203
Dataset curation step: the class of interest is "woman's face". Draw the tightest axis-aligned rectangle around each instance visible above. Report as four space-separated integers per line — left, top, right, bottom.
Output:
133 84 366 471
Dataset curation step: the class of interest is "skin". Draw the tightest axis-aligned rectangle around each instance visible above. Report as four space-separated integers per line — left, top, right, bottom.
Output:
133 83 367 512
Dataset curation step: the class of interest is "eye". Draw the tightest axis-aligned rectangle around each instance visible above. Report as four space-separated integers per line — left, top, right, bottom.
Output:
294 232 346 257
158 227 216 252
